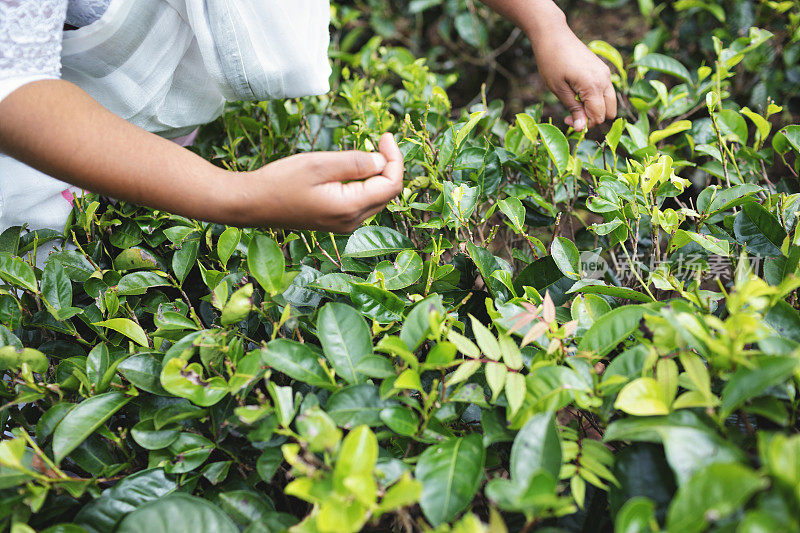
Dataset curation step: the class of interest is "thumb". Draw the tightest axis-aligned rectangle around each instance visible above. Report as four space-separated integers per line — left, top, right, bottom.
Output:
341 133 404 208
306 149 388 184
553 85 587 131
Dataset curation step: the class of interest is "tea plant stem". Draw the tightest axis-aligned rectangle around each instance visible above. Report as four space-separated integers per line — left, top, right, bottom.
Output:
709 111 731 188
620 245 656 301
20 429 68 480
169 276 205 329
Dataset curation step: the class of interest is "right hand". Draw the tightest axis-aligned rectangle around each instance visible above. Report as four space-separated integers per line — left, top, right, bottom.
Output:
231 132 404 233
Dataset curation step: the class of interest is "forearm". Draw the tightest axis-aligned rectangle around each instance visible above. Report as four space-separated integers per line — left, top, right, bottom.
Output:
0 80 239 224
478 0 569 45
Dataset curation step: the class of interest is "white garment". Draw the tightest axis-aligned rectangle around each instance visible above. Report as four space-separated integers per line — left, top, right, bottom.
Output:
66 0 110 28
0 0 332 234
0 0 66 100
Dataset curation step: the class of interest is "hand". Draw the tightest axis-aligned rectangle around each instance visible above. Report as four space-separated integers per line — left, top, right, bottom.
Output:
232 133 404 233
531 26 616 131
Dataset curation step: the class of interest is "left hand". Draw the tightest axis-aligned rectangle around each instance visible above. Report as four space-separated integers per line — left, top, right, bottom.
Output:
531 27 616 131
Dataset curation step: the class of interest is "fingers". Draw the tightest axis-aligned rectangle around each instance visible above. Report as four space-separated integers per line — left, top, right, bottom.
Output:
554 86 587 131
343 133 404 208
378 132 403 183
604 85 617 122
580 86 607 130
306 149 388 184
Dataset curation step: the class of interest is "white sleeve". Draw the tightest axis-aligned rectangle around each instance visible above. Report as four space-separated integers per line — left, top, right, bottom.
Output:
0 0 68 103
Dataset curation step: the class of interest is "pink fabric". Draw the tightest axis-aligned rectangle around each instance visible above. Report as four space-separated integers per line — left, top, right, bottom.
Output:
61 188 74 205
170 128 199 147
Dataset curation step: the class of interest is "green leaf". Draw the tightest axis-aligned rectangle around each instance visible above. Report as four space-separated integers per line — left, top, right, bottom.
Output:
454 111 485 148
568 281 654 303
614 497 657 533
154 310 198 332
394 368 423 391
256 448 283 483
515 113 539 144
764 300 800 342
317 302 373 384
0 346 49 374
131 419 180 450
497 197 525 232
117 354 169 395
453 13 487 49
666 463 767 533
606 118 625 153
668 230 729 256
400 295 444 352
116 493 237 533
85 343 110 388
551 236 580 279
635 54 692 83
733 201 786 257
163 433 215 474
470 315 500 360
740 107 771 141
674 0 725 21
343 227 413 258
577 305 645 357
247 235 285 296
536 123 570 175
220 283 253 325
415 434 486 527
49 250 96 281
350 283 405 323
296 408 341 453
605 412 745 485
171 237 199 285
379 406 418 436
93 318 149 347
153 403 206 430
505 372 526 417
355 355 396 378
485 362 507 402
160 358 227 407
326 384 396 428
217 227 241 269
52 391 131 464
114 247 160 271
614 377 671 416
717 109 749 145
373 250 423 290
75 469 177 533
0 253 36 292
720 355 798 417
511 412 562 484
261 340 333 389
218 491 275 525
375 474 422 515
334 425 378 485
117 272 169 296
773 125 800 154
649 120 692 144
42 259 72 311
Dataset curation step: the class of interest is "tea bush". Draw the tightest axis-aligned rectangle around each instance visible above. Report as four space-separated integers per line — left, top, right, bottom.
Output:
3 4 800 533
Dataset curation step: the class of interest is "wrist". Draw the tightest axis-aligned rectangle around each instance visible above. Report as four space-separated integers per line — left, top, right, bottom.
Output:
522 2 569 49
211 169 259 227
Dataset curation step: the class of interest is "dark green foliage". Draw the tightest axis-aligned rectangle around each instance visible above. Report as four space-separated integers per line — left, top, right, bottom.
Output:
3 3 800 532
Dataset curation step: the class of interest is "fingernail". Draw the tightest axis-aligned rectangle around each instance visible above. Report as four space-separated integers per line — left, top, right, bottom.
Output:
575 118 586 131
371 152 387 171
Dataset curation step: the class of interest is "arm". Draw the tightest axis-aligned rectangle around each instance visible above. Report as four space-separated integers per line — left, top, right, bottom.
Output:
0 80 402 233
479 0 616 130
